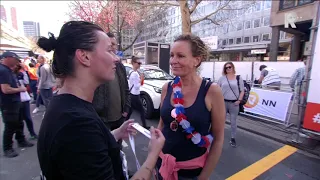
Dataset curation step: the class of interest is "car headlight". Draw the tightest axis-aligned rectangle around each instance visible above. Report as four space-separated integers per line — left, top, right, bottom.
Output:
153 86 162 94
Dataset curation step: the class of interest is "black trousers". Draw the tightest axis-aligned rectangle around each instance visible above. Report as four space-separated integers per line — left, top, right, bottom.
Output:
1 102 26 151
127 94 147 128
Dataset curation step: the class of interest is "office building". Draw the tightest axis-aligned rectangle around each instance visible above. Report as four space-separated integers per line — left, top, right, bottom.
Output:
137 0 294 61
270 0 318 61
23 21 40 39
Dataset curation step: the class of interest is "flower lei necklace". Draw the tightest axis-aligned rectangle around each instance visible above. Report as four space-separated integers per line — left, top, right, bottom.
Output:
170 76 213 148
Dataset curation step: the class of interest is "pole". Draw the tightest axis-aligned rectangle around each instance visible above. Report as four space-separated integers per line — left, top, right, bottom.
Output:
293 2 320 142
116 0 121 51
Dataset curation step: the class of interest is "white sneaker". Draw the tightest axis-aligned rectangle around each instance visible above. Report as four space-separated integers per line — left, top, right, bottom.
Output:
32 108 39 114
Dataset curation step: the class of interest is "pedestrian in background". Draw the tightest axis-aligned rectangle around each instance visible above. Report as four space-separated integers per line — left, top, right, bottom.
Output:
28 62 39 103
36 55 56 108
13 63 38 140
0 52 34 158
218 62 244 147
127 56 148 129
36 21 165 180
92 32 131 135
257 65 281 90
290 57 306 91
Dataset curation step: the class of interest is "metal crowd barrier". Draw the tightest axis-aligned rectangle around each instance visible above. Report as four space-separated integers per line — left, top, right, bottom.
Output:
240 83 298 128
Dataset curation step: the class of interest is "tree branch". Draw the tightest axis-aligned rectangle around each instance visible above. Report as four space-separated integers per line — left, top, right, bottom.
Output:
122 30 142 52
191 0 231 25
190 0 202 14
133 1 179 8
74 1 91 21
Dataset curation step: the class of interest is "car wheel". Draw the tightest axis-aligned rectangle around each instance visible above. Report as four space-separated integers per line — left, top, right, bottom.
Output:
141 94 153 119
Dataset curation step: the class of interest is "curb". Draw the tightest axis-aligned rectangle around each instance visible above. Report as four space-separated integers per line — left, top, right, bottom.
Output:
226 121 320 156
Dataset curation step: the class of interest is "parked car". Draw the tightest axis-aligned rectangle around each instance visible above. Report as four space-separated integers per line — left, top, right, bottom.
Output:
124 64 174 118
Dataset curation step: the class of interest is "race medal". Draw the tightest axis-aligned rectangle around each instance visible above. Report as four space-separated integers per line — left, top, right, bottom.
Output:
170 120 178 132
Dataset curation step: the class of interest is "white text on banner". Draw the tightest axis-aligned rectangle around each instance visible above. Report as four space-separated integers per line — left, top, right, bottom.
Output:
244 88 292 122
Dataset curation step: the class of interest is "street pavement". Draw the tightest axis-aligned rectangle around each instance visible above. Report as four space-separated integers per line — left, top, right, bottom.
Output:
0 105 320 180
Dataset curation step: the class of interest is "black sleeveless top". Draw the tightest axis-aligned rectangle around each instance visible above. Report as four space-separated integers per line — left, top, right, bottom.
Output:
157 79 212 178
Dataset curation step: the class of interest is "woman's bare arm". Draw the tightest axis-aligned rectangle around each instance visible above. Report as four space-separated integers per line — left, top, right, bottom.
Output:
157 82 169 130
199 84 226 179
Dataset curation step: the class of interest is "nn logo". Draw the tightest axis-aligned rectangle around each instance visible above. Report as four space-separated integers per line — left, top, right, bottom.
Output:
262 99 277 107
284 12 298 29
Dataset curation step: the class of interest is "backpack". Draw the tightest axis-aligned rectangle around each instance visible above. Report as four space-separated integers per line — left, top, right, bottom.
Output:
236 75 251 112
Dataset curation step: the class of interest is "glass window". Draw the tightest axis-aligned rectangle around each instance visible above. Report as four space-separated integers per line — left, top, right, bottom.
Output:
262 34 270 41
255 2 261 11
263 17 270 26
280 0 295 10
222 39 227 45
143 69 173 80
245 6 253 14
229 39 234 45
298 0 313 5
253 19 261 28
244 36 250 43
229 24 236 32
236 22 243 31
245 20 251 29
223 24 228 33
264 0 272 9
253 35 260 42
236 37 242 44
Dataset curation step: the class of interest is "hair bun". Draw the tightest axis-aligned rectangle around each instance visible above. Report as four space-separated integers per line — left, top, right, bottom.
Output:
37 32 57 52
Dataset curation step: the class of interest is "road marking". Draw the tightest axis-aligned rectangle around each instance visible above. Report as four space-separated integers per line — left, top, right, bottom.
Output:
226 145 297 180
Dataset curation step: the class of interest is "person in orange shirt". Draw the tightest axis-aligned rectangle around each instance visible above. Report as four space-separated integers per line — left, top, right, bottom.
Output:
28 63 39 103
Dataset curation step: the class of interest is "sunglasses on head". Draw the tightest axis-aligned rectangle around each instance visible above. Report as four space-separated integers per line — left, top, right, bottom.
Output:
225 66 232 70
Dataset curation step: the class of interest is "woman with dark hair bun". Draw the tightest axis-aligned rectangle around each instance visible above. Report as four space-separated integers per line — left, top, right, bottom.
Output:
36 21 165 180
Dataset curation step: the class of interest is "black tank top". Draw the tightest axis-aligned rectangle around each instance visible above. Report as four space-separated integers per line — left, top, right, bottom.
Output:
158 78 212 178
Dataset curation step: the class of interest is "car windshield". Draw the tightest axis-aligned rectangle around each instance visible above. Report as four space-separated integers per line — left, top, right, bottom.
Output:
142 69 173 80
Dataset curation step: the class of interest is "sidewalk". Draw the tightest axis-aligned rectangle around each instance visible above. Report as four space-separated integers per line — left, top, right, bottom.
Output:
228 114 320 156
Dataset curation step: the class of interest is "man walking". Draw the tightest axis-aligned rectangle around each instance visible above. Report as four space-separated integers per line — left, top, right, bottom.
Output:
36 55 55 108
0 52 34 158
93 32 131 132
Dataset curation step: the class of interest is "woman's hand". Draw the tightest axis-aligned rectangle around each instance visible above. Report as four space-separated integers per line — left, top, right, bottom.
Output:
112 119 137 141
148 127 165 157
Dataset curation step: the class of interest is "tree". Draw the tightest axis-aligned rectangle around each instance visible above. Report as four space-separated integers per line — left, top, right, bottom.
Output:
135 0 256 34
68 0 162 52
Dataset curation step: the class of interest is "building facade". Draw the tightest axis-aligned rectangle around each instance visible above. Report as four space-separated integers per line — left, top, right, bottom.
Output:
23 21 40 39
270 0 318 61
137 1 294 62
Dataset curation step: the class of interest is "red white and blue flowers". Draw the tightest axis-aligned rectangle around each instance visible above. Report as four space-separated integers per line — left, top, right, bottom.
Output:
170 76 213 148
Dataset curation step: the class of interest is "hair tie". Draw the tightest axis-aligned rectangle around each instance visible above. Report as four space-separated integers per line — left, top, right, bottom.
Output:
48 32 57 50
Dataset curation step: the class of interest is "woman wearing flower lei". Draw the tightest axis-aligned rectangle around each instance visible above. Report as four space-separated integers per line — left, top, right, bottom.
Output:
156 34 226 180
